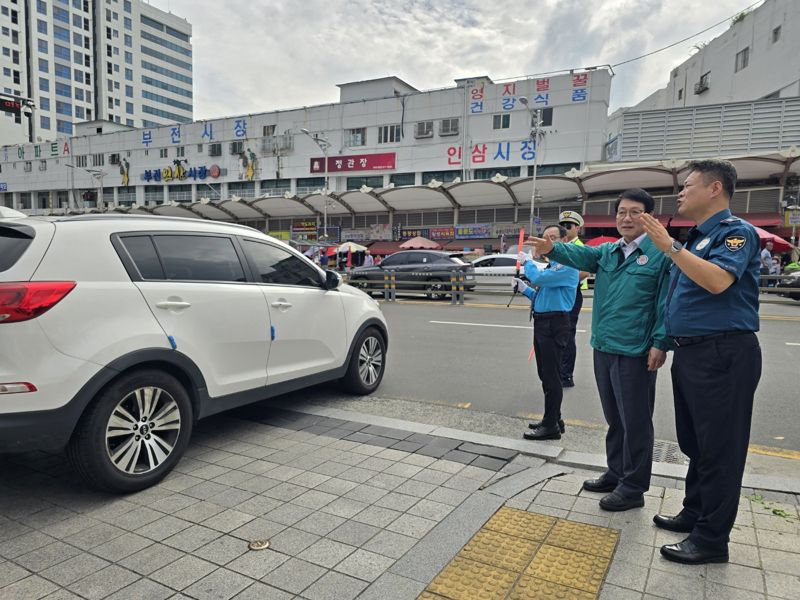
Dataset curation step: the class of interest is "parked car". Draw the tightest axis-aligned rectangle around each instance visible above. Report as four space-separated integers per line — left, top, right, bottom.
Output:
349 249 475 299
780 270 800 300
471 253 547 285
0 213 388 492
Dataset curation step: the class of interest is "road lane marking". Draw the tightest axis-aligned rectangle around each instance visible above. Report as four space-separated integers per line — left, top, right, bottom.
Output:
787 342 800 346
748 444 800 460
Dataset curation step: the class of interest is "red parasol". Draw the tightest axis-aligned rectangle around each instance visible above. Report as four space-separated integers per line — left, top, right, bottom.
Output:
753 227 793 253
585 235 618 247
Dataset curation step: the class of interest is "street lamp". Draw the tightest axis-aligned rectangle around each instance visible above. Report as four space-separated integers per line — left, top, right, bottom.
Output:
66 164 106 211
300 128 331 241
518 96 543 236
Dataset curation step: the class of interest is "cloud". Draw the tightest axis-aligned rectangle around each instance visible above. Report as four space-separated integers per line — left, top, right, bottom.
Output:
146 0 754 118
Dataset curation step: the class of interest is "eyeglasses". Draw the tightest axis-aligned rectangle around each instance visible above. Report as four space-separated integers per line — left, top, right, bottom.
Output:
559 222 576 229
616 209 645 219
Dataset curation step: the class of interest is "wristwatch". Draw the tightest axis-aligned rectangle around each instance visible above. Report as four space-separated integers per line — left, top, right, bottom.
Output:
664 239 683 258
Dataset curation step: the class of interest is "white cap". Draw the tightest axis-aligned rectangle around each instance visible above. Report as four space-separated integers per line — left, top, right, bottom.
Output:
558 210 584 228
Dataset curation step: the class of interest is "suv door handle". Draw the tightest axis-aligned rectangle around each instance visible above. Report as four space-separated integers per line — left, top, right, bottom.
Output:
155 300 191 309
271 300 292 309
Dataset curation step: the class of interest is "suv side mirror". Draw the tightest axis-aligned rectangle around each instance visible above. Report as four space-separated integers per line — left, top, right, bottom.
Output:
324 269 342 290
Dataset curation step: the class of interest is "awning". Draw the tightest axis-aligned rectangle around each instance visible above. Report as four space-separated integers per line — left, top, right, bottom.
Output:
366 241 405 255
444 238 501 251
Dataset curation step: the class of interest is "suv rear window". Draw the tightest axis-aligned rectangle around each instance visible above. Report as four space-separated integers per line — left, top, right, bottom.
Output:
154 235 246 282
0 224 35 272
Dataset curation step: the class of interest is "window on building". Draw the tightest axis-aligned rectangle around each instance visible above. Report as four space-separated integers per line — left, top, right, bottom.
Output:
209 143 222 156
422 170 460 184
124 33 132 47
74 70 84 83
92 154 104 167
37 39 48 53
532 107 554 127
474 167 521 180
36 0 47 14
125 68 132 81
54 25 69 42
414 121 433 138
159 148 168 158
678 88 683 100
55 82 71 97
772 26 781 43
75 156 87 168
176 146 185 157
54 44 70 60
74 87 84 100
56 119 73 134
124 16 131 30
125 84 133 97
735 47 749 72
126 101 133 114
346 176 383 190
54 64 71 79
229 140 244 154
75 106 84 119
39 97 50 110
262 124 275 136
40 115 50 129
439 118 459 136
38 58 49 73
344 127 366 147
39 78 49 92
124 50 132 64
493 114 510 129
378 124 401 144
390 173 415 187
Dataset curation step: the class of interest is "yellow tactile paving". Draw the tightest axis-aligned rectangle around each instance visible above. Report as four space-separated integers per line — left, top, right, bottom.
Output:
418 509 619 600
459 529 540 572
525 545 609 594
482 506 557 542
510 575 597 600
545 519 619 558
427 556 518 600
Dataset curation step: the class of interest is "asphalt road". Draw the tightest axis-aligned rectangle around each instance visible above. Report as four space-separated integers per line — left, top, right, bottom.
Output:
369 292 800 454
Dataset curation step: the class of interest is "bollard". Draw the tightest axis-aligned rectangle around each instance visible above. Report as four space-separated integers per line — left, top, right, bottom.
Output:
390 270 397 301
457 272 466 305
450 271 458 305
383 271 390 301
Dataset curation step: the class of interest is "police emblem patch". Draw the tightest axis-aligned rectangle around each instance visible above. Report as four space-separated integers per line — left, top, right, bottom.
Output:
724 235 747 251
696 238 710 251
636 255 649 265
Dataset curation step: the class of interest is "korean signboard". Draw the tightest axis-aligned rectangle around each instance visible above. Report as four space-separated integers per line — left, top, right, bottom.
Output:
311 153 396 173
455 223 493 239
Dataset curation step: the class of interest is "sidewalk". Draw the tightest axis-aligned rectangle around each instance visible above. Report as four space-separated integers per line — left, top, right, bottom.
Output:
1 404 798 600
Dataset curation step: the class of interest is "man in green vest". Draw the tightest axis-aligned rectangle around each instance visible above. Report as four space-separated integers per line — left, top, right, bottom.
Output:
558 210 590 388
529 189 672 512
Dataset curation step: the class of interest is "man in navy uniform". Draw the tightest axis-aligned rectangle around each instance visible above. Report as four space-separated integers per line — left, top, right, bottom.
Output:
642 159 761 565
513 225 579 441
557 210 590 388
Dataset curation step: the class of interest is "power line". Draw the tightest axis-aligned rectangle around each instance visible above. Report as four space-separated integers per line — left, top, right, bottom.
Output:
611 1 764 68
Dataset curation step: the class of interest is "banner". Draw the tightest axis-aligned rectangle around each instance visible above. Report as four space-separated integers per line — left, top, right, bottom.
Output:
455 223 492 239
398 227 430 240
370 223 393 240
310 153 396 173
429 226 456 241
341 228 370 242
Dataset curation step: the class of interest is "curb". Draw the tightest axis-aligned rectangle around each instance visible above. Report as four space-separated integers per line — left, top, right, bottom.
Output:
276 401 800 495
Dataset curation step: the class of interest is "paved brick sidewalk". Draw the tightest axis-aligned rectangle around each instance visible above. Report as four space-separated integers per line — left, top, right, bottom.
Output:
1 407 798 599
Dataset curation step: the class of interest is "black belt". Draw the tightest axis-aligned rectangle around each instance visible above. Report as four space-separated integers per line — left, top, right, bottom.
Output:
672 331 754 347
532 311 568 319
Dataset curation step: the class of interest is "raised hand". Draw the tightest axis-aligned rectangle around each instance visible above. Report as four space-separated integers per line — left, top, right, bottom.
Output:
526 236 554 257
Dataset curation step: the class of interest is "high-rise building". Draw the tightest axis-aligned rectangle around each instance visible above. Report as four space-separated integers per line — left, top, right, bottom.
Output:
0 0 192 144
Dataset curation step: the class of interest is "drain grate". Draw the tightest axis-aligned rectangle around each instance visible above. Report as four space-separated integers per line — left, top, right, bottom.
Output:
652 439 689 465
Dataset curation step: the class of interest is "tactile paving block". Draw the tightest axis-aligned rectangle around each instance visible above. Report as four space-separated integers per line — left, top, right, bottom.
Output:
509 575 597 600
482 506 557 542
458 528 540 572
525 544 610 594
545 519 620 558
427 556 518 600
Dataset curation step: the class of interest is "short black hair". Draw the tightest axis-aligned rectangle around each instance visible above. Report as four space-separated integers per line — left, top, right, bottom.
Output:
543 224 567 238
614 188 654 213
686 159 737 199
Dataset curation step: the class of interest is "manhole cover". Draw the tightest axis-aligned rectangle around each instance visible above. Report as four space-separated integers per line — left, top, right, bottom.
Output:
652 440 688 465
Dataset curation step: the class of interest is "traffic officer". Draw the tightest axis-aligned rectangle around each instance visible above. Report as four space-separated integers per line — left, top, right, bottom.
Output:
513 225 579 441
528 189 672 512
558 210 590 388
642 159 761 565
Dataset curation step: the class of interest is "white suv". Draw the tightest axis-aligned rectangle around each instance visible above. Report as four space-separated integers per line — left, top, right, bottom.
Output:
0 213 388 493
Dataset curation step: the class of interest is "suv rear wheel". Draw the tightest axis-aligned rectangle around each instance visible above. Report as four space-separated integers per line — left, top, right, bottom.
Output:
67 369 193 493
340 327 386 394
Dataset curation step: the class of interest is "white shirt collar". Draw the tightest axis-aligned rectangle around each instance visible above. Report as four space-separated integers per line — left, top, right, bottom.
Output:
620 233 647 257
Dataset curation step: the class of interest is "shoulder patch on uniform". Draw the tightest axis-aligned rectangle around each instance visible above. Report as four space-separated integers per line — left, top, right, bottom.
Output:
721 216 741 224
724 235 747 251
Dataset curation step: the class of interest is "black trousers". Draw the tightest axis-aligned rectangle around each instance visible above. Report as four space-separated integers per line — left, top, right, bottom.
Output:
561 289 583 380
672 333 761 551
533 313 570 427
593 350 657 497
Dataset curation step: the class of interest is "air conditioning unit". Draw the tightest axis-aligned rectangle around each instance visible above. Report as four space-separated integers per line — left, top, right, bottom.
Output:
693 81 709 94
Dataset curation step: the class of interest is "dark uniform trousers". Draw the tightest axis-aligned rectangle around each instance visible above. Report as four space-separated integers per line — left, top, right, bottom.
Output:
561 288 582 380
593 350 657 497
533 313 570 427
672 333 762 551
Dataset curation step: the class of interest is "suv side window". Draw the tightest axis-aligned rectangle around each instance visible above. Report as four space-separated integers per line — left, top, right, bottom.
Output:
154 235 246 282
121 235 164 279
381 254 405 267
494 257 516 267
242 239 321 286
0 224 35 272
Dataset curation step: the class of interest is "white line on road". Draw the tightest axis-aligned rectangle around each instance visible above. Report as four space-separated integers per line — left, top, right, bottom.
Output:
429 320 586 333
787 342 800 346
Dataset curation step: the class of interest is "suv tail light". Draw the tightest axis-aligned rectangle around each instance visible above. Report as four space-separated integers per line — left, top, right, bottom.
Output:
0 282 76 324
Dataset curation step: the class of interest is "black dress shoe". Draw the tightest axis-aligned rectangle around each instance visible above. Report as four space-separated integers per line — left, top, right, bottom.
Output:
562 377 575 388
653 513 695 533
582 476 617 493
528 419 565 433
523 425 561 441
599 491 644 512
660 538 728 565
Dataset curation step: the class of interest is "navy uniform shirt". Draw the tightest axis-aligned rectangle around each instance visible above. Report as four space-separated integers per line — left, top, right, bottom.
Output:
665 208 760 337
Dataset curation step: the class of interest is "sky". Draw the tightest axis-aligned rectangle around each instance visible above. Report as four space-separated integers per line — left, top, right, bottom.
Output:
145 0 761 120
